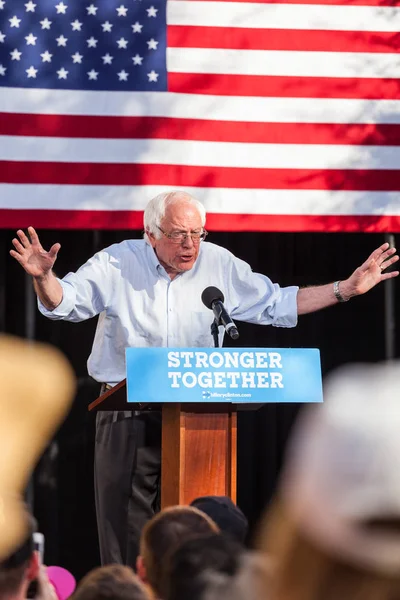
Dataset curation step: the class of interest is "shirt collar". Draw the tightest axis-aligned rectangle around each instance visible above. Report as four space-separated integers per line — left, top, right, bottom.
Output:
145 239 162 275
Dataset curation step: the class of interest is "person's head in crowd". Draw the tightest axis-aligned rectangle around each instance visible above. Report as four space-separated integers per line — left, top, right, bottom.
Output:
0 520 39 600
164 532 244 600
190 496 249 544
258 361 400 600
136 505 219 599
70 565 149 600
0 513 76 600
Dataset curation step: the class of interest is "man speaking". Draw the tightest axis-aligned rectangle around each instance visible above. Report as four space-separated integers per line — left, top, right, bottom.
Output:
10 191 399 567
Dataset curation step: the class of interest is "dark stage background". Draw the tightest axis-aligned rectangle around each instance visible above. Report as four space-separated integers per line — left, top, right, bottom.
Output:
0 228 398 580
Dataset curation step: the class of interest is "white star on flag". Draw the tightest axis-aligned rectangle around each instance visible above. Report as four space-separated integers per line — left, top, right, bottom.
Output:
87 37 98 47
101 21 113 32
57 67 68 79
55 2 68 14
117 70 128 81
9 16 22 27
10 48 22 60
25 33 37 45
88 69 98 80
0 31 5 43
147 38 158 50
40 50 52 62
40 18 52 29
86 4 97 15
132 54 143 65
26 65 38 78
71 52 83 63
0 64 6 76
0 1 5 9
56 35 68 46
102 53 113 64
116 5 128 16
25 1 36 11
147 6 157 17
131 22 142 33
117 38 128 49
147 70 158 82
71 20 82 31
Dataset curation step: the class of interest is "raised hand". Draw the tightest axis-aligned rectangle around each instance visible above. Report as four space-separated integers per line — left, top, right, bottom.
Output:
35 565 59 600
297 242 399 314
10 227 60 279
344 242 399 298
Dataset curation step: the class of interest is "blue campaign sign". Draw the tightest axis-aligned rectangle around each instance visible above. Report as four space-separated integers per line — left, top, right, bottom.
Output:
125 347 323 404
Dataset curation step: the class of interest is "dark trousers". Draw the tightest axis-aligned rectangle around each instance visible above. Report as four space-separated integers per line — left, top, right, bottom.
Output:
94 410 161 567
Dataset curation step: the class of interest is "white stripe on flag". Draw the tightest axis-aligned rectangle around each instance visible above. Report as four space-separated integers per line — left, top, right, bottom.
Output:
167 0 400 32
2 88 400 124
168 47 400 79
2 136 400 170
1 184 400 215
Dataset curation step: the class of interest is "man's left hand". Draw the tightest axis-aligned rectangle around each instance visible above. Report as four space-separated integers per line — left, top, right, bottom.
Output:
341 243 399 300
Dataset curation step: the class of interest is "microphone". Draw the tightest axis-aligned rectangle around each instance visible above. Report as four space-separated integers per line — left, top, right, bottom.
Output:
201 286 239 340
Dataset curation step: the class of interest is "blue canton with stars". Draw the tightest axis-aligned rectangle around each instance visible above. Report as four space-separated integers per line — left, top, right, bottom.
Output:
0 0 167 91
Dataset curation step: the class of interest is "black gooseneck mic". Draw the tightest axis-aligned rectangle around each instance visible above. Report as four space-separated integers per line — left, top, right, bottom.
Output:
201 286 239 340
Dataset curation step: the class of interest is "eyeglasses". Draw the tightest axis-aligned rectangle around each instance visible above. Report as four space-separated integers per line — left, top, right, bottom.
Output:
157 226 208 244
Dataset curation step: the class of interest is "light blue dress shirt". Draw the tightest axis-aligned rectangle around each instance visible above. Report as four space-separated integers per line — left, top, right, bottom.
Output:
38 240 298 385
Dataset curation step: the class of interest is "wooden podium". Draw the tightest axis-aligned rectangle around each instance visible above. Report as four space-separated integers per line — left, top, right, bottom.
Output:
88 380 237 507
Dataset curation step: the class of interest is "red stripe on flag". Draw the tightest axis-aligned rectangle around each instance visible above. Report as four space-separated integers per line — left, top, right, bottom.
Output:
2 161 400 190
1 209 400 232
3 113 400 145
168 73 400 99
206 213 400 232
168 26 400 53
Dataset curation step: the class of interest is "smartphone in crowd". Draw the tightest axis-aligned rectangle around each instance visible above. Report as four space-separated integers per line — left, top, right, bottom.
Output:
33 532 45 563
27 533 45 599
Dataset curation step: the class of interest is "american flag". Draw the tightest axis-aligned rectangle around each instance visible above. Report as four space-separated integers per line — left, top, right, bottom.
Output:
0 0 400 231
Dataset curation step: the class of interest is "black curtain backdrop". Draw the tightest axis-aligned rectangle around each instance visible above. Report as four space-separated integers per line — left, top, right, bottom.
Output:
1 229 398 580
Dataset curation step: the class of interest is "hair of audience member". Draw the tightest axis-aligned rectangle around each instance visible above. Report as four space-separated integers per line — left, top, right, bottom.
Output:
70 565 150 600
164 532 244 600
190 496 249 544
203 552 271 600
0 518 37 599
138 505 219 599
258 501 400 600
143 191 206 241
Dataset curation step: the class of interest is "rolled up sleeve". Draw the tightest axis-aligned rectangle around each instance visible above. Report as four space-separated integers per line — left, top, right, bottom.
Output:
227 253 299 328
265 284 299 327
37 251 112 322
37 277 78 320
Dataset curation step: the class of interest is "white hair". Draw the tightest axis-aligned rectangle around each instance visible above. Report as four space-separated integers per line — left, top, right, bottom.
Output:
143 191 206 241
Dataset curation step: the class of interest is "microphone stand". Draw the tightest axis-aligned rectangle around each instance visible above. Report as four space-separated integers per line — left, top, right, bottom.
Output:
211 319 220 348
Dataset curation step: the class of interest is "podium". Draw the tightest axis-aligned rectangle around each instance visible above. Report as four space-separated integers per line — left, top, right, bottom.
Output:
88 347 322 508
88 380 237 507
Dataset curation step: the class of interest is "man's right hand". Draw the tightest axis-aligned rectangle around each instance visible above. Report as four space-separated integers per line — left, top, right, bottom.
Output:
10 227 61 279
10 227 63 310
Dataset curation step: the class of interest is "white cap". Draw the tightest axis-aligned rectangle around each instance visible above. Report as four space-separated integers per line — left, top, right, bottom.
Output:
280 361 400 575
